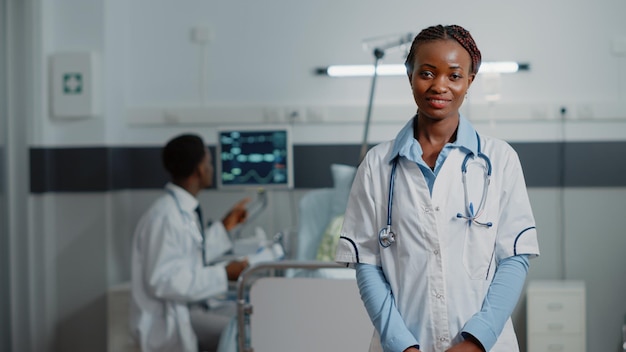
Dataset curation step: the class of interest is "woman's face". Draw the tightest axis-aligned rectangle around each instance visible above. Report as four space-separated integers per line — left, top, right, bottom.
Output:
408 39 475 122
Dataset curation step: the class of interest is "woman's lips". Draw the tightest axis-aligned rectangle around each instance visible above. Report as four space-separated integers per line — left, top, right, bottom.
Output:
427 98 451 109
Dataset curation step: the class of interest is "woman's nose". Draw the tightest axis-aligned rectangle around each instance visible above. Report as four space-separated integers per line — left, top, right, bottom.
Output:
429 76 448 93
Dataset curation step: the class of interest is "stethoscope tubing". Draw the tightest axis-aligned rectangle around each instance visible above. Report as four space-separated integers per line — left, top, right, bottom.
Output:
461 153 491 217
381 133 493 247
386 157 399 228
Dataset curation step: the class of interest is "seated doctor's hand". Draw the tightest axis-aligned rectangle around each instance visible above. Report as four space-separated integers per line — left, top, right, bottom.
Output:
222 197 251 231
225 258 249 281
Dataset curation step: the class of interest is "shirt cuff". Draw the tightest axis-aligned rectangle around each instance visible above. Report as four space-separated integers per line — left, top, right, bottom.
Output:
383 337 419 352
462 320 493 351
461 332 486 351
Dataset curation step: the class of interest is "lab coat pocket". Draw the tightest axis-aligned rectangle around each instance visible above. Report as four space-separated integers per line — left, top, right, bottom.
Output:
462 224 496 280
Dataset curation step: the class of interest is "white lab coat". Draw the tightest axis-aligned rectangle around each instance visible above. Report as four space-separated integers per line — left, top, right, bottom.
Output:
335 136 539 352
130 183 233 352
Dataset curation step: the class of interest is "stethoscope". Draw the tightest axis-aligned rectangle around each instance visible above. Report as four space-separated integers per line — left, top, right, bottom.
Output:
378 159 398 247
379 133 493 248
166 188 209 265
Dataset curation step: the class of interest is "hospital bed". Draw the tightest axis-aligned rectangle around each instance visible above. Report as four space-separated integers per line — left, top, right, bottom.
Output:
214 164 366 351
235 260 373 352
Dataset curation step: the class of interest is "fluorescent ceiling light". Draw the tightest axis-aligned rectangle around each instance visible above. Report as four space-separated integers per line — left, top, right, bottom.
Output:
319 61 529 77
479 61 521 74
326 64 405 77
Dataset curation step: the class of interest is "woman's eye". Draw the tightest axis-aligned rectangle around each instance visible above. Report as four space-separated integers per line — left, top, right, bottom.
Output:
450 73 463 80
419 71 434 78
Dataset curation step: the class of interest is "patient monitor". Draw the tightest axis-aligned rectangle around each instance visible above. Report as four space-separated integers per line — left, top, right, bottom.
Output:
216 125 293 190
216 125 293 256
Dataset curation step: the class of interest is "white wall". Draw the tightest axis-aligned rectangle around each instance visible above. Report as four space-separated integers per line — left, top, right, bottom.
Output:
34 0 626 147
11 0 626 352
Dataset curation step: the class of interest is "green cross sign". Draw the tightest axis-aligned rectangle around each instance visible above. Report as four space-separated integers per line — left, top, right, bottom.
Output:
63 73 83 94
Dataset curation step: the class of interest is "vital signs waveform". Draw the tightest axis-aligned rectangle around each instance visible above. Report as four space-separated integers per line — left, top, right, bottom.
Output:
222 167 286 184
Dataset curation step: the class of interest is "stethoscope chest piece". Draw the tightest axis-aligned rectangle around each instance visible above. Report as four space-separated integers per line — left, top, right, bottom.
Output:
379 226 396 248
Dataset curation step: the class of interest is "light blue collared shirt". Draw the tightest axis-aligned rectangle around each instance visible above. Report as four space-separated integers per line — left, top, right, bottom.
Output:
390 114 478 195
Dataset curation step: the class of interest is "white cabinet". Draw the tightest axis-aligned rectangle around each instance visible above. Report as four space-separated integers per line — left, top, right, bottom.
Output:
527 280 586 352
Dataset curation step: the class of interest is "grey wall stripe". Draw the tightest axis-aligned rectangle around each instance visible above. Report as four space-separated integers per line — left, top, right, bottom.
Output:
29 142 626 193
31 147 112 192
565 142 626 187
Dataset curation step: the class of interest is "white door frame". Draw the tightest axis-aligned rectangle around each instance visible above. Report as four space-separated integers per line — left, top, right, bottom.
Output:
0 0 10 347
5 0 36 351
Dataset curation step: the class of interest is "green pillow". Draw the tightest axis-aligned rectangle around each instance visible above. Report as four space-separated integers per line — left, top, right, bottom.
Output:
316 215 345 262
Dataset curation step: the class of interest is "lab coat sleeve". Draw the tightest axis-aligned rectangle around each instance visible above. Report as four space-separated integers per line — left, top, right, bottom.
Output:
335 156 383 267
203 221 233 264
462 254 529 351
143 215 228 302
356 263 420 352
495 148 540 261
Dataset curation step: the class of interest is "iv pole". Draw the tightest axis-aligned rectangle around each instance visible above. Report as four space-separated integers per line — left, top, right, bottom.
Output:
359 48 384 163
358 33 414 163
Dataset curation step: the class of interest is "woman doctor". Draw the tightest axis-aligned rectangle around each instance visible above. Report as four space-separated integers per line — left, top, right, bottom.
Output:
335 25 540 352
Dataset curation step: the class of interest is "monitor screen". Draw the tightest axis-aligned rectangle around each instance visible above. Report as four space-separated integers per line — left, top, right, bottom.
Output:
216 125 293 189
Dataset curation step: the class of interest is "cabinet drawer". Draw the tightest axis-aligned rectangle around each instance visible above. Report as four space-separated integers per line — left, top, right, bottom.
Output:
528 333 584 352
528 294 584 333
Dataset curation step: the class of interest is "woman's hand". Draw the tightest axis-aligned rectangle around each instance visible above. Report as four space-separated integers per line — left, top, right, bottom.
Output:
445 340 484 352
222 197 251 231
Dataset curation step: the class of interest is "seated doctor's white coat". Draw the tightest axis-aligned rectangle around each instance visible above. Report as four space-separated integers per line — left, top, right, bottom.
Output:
335 129 539 352
130 183 233 352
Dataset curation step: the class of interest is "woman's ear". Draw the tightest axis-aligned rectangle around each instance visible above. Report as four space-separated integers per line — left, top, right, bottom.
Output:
468 72 476 86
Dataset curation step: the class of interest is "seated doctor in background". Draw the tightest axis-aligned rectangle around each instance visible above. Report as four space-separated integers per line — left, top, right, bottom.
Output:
130 133 250 352
335 25 540 352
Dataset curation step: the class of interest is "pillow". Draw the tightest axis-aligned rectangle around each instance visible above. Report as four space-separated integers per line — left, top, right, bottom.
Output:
316 215 345 262
330 164 357 217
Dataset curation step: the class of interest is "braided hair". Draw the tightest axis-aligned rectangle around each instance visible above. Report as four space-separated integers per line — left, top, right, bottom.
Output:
405 24 481 76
